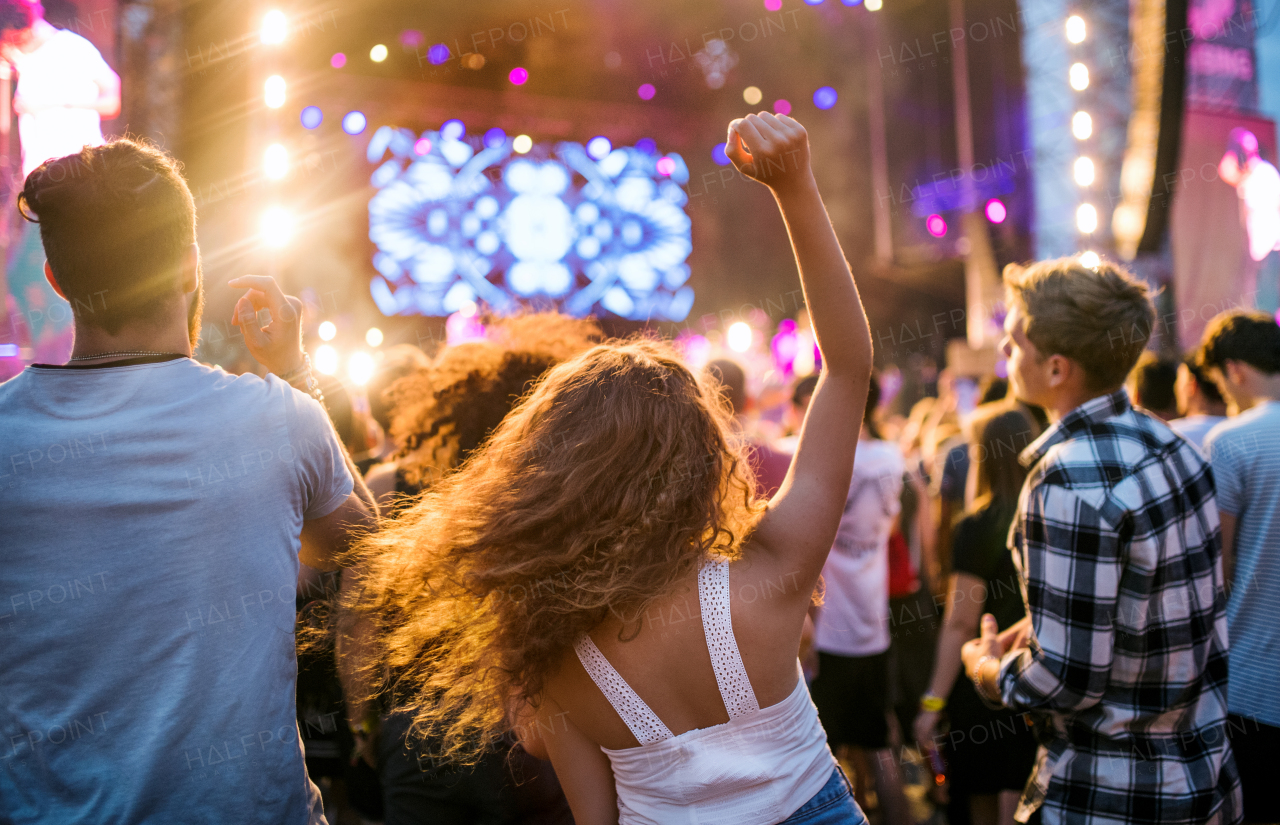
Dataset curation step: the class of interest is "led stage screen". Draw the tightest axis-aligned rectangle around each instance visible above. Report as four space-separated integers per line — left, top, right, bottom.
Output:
366 125 695 321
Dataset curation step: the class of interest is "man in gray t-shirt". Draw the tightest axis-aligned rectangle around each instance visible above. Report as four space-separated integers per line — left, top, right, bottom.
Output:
1199 310 1280 825
0 140 373 823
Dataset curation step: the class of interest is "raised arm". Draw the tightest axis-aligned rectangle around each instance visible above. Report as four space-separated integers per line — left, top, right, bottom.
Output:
726 113 872 588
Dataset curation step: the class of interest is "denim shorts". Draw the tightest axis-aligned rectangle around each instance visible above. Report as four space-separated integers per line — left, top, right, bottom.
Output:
779 766 867 824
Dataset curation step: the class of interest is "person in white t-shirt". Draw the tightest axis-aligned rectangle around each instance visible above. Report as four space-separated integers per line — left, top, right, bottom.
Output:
809 373 911 825
1170 353 1228 451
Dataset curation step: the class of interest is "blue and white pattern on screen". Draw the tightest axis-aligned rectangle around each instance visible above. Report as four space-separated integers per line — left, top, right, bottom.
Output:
366 126 695 321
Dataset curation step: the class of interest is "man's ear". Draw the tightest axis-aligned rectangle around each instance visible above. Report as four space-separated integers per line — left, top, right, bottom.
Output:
1223 359 1248 388
1045 353 1072 389
43 260 67 301
181 243 200 294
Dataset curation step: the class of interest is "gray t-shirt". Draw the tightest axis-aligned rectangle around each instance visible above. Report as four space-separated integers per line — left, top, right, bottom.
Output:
0 358 353 823
1205 401 1280 728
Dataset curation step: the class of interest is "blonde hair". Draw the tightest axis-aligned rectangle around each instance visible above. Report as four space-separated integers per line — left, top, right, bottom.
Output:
1003 257 1155 391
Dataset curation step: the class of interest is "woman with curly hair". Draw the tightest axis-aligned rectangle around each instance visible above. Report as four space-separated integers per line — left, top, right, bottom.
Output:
339 113 873 824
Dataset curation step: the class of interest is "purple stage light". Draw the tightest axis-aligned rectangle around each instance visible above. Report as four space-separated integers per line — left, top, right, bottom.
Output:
773 99 792 115
656 157 676 176
712 143 730 166
587 136 612 160
813 87 838 109
635 137 657 155
401 30 425 49
300 106 322 129
926 214 948 237
440 119 465 140
414 137 432 155
985 198 1008 224
330 53 346 68
637 83 656 100
484 128 507 150
427 44 450 65
509 67 529 85
764 0 782 8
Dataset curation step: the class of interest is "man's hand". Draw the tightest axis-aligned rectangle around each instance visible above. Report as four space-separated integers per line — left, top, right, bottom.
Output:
229 275 305 376
998 615 1032 655
725 112 813 195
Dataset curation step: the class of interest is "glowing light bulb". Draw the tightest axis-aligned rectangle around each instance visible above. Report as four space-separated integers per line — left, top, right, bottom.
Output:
513 134 533 154
365 328 384 347
865 0 883 10
261 10 287 45
1074 156 1095 186
370 44 388 62
264 75 286 109
1072 111 1093 140
743 86 763 105
314 345 338 375
318 321 336 341
263 143 288 180
1070 63 1089 90
1077 203 1098 234
1079 251 1101 268
1066 15 1086 44
348 352 375 385
260 206 294 247
727 322 753 353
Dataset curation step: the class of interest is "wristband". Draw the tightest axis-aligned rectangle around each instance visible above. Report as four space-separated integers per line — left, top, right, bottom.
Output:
278 352 311 384
972 655 1002 704
920 693 947 713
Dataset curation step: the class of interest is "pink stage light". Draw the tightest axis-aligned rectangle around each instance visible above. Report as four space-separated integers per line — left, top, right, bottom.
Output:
656 157 676 176
414 137 432 155
985 198 1007 223
330 53 346 69
764 0 782 9
773 99 792 115
926 214 948 237
509 67 529 85
637 83 656 100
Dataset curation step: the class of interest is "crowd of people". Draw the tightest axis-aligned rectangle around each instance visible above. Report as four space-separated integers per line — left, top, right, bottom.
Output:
2 112 1278 825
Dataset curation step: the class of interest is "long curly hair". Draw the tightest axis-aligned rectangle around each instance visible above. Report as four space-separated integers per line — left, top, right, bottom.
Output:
342 337 763 763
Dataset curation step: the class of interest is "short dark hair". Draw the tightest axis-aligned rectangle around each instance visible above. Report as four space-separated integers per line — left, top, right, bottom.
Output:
19 139 197 334
706 359 747 416
1130 352 1178 414
1181 354 1224 406
1197 311 1280 376
791 374 818 408
0 0 37 33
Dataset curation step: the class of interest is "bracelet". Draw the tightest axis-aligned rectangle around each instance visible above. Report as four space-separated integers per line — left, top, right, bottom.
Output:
972 655 1002 704
920 693 947 713
278 353 311 384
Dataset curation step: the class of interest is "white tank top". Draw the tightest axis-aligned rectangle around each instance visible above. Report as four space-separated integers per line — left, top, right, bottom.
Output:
573 559 836 825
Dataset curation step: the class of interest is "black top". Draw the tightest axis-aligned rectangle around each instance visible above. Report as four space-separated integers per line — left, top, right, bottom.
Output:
949 504 1024 630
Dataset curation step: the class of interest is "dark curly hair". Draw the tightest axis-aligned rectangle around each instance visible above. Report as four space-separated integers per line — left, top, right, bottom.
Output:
1197 311 1280 376
387 313 603 489
0 0 37 34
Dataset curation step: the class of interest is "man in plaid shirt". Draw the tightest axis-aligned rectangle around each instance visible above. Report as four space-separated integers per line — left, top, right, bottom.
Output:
961 258 1241 825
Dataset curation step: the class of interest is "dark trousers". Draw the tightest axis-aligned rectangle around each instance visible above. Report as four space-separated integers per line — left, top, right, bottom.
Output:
1228 713 1280 824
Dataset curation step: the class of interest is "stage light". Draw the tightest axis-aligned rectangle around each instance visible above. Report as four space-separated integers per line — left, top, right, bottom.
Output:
401 30 424 49
804 0 824 5
743 86 763 105
485 128 507 150
985 198 1007 223
1076 203 1098 233
1074 156 1095 186
300 106 322 129
348 352 376 386
370 44 388 63
712 143 730 166
314 345 338 375
841 0 864 5
260 10 287 45
656 157 676 176
462 53 485 70
264 75 286 109
813 86 838 109
774 99 792 115
637 83 656 100
441 119 465 140
342 111 367 135
414 137 432 155
509 67 529 85
318 321 336 341
926 214 947 237
587 136 612 160
366 328 384 347
1069 63 1089 90
635 137 657 155
263 143 288 179
765 0 783 10
330 53 346 69
604 50 622 69
260 206 294 247
1072 111 1092 139
427 44 450 65
513 134 533 154
727 322 753 352
865 0 883 9
1066 15 1086 44
1079 251 1101 268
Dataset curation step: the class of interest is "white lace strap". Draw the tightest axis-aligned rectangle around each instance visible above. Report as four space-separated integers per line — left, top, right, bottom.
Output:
698 559 760 718
573 635 674 745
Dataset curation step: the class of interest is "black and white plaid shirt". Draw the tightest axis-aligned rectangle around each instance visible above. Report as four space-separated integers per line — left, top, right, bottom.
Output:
997 390 1242 825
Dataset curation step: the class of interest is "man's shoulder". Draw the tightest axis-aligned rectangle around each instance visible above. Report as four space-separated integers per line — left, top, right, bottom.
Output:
1205 405 1280 454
